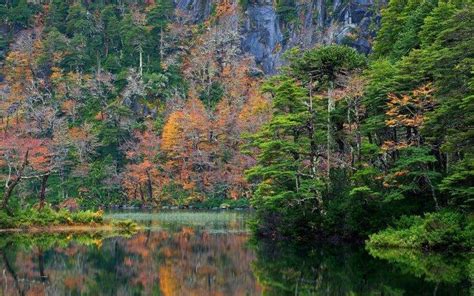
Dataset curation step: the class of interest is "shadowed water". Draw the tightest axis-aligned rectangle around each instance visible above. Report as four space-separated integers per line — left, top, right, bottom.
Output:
0 211 470 295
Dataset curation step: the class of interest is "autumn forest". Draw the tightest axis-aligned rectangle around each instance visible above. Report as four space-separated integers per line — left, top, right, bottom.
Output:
0 0 472 270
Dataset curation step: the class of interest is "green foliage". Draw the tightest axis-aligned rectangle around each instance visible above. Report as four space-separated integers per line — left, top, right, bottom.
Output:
0 0 472 253
238 0 250 10
248 45 367 239
439 158 474 208
286 45 367 88
0 232 101 250
354 0 473 249
367 211 473 250
112 219 139 232
367 247 471 284
0 207 104 229
251 240 471 295
71 210 104 224
247 0 473 247
0 0 38 29
276 0 298 23
385 146 441 204
199 81 224 108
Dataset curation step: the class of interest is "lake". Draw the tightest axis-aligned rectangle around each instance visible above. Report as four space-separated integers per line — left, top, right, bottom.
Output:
0 211 470 295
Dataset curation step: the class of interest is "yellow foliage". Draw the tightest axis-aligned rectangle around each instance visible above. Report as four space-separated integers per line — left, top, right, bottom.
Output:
161 111 185 152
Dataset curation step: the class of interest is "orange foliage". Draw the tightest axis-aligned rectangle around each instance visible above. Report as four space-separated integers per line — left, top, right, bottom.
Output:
238 90 271 132
161 98 211 192
161 111 185 152
4 51 34 110
385 84 434 128
0 129 52 174
122 124 161 202
383 84 435 151
215 0 235 17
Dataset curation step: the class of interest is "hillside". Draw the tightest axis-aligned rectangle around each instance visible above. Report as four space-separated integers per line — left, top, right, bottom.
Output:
0 0 472 248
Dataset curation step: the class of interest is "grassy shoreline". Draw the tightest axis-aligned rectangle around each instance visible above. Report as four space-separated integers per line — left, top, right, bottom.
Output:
0 206 139 232
0 223 135 233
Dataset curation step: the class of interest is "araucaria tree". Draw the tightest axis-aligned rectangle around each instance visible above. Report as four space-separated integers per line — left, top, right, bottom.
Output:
247 45 366 238
247 1 473 247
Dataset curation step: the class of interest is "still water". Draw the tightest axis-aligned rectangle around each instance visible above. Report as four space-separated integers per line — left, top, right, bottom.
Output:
0 211 470 295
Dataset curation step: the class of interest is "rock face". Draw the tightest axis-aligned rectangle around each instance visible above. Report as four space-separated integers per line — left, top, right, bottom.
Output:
176 0 385 73
241 1 283 74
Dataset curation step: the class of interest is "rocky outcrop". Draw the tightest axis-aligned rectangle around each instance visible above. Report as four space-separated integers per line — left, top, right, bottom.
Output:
241 1 283 74
176 0 385 74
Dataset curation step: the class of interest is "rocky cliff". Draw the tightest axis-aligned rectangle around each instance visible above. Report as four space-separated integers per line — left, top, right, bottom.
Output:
176 0 385 73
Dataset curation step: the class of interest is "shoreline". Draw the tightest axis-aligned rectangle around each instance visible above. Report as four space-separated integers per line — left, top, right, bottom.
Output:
0 223 133 233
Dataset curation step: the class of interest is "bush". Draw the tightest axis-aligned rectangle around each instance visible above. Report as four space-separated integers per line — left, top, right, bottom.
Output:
367 211 473 250
0 207 104 229
70 210 104 224
112 219 138 232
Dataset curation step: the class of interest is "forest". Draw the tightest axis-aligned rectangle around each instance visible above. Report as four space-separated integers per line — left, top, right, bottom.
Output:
0 0 472 250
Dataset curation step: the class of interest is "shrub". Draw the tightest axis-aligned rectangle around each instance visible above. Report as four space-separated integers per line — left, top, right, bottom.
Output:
70 210 104 224
112 219 138 232
0 207 104 229
367 211 473 250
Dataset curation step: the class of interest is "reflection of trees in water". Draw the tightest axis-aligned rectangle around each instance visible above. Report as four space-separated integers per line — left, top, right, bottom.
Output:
1 244 55 296
0 230 259 295
367 247 472 285
0 232 470 295
251 240 471 295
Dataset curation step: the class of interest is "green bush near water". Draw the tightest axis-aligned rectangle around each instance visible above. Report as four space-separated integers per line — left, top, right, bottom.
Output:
0 206 104 229
367 211 473 250
112 219 139 232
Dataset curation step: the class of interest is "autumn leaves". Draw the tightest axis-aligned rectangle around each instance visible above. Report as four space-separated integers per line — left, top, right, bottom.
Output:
122 91 271 205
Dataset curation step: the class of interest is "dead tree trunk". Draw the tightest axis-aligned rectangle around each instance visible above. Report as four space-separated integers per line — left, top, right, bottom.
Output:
2 150 29 215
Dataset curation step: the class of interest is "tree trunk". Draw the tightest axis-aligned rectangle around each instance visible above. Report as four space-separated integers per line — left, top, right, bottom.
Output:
2 180 18 215
327 84 334 186
97 52 101 76
2 150 29 215
139 46 143 76
425 175 440 211
139 186 146 203
160 26 164 63
146 170 153 201
355 103 362 163
308 79 317 178
2 246 24 296
39 173 50 210
38 249 47 283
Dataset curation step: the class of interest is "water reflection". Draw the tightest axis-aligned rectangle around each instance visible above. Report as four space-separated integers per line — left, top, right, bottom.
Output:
0 214 258 295
0 211 470 295
252 240 471 295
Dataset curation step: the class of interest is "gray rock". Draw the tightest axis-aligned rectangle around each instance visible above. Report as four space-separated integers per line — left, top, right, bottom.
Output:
241 4 283 74
174 0 386 73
